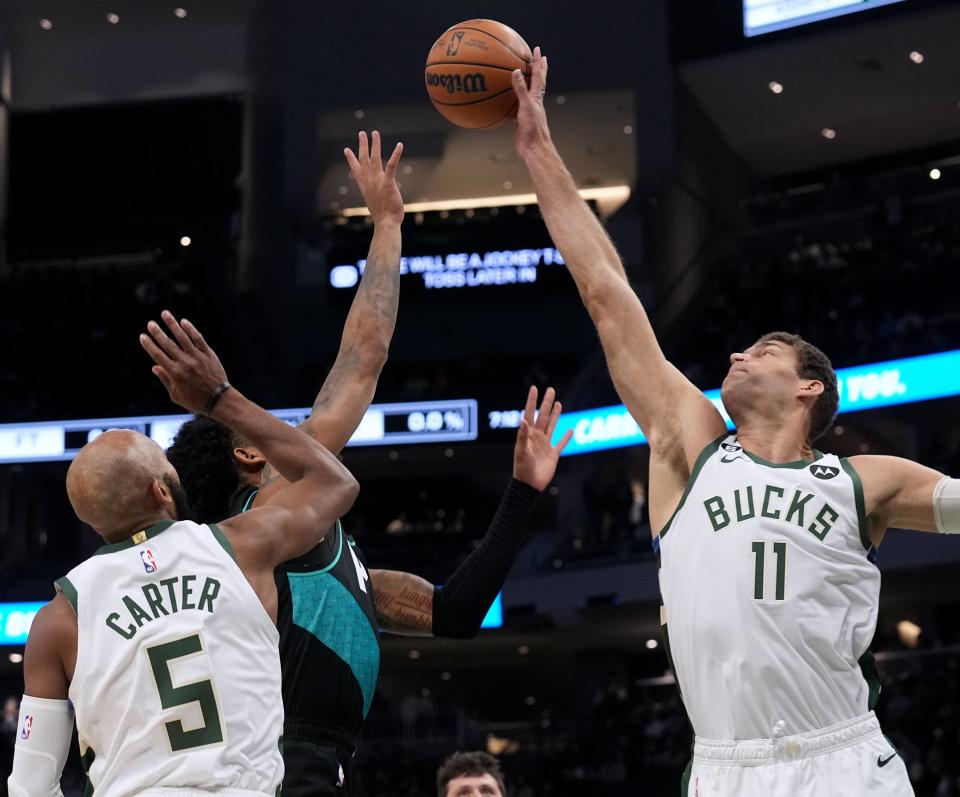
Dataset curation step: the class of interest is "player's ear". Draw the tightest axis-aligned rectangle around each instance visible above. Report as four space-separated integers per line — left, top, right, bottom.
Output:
233 446 267 474
799 379 824 399
151 478 171 505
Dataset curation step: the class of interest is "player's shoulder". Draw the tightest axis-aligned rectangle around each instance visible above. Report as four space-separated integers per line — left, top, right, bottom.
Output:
30 593 77 646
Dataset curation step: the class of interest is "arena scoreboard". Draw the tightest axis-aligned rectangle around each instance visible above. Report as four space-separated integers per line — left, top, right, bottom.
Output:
0 399 478 464
744 0 906 37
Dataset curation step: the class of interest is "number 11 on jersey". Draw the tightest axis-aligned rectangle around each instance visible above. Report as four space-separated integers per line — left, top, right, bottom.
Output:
752 541 787 601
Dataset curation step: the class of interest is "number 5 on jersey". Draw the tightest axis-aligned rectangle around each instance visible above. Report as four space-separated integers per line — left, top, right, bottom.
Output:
752 541 787 601
147 633 225 751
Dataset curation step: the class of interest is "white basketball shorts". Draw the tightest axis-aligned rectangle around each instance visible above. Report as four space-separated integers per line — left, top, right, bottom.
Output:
684 712 913 797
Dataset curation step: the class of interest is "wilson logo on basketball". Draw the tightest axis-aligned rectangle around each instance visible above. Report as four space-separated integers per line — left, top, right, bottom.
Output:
811 465 840 480
425 73 488 94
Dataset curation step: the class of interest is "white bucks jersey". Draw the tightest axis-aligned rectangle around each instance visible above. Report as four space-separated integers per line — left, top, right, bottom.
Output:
658 434 880 741
56 520 283 797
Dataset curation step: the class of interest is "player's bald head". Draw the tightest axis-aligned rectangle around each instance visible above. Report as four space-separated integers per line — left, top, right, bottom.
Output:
66 430 184 537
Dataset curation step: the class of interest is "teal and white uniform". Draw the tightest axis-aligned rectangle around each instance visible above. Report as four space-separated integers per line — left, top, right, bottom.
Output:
56 520 283 797
658 435 913 796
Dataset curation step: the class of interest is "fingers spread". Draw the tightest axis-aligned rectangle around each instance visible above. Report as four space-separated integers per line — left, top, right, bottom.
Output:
140 332 173 367
358 131 369 163
161 310 194 351
554 428 574 454
180 318 208 352
344 146 360 173
546 400 562 439
371 130 383 170
385 142 403 179
145 321 180 360
536 387 556 430
523 385 538 426
151 365 174 393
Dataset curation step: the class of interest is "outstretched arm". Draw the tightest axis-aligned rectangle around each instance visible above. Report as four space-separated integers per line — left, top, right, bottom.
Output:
252 132 404 507
372 387 572 637
303 131 404 455
512 50 725 476
848 455 947 546
141 312 359 570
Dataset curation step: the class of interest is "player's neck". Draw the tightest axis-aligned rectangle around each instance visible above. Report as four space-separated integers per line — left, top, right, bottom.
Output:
99 511 177 543
735 420 814 464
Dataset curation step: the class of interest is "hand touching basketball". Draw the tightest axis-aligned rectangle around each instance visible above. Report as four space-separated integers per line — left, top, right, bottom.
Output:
343 131 404 227
513 385 573 492
512 47 551 160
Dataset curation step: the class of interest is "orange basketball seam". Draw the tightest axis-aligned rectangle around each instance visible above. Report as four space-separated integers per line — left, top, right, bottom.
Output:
448 25 531 64
428 87 516 107
425 61 520 72
473 98 519 129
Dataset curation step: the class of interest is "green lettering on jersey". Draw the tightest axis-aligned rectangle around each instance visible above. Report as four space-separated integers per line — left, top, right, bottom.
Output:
808 503 839 541
197 577 221 613
106 611 136 639
122 595 153 628
761 485 785 520
785 491 814 527
704 496 730 531
734 486 756 521
142 583 170 619
180 574 197 611
160 577 180 612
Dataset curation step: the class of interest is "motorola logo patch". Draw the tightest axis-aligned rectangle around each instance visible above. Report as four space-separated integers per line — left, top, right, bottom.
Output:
811 464 840 480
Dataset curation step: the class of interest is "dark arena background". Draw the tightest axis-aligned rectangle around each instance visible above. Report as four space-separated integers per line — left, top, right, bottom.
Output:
2 1 960 795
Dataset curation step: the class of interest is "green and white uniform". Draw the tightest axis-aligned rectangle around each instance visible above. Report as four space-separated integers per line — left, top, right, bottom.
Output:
56 520 283 797
658 435 912 796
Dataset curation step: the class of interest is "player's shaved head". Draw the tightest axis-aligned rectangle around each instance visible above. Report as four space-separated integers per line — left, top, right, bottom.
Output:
66 430 190 539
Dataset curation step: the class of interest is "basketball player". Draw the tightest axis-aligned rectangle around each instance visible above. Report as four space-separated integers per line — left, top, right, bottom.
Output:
7 312 358 797
511 48 951 796
436 751 507 797
167 131 573 795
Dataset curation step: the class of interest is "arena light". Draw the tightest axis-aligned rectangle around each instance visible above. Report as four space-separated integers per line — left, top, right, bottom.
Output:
179 235 192 247
174 7 188 18
768 81 784 94
909 51 924 64
821 128 837 140
8 653 23 663
338 185 631 217
0 603 44 645
39 18 53 30
106 13 120 24
930 168 942 181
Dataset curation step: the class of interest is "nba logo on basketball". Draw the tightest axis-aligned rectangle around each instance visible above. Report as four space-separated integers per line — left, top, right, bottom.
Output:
446 31 465 56
141 549 158 573
20 715 32 740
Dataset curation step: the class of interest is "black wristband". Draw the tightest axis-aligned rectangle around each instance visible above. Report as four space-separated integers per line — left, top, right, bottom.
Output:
432 477 540 639
204 381 231 417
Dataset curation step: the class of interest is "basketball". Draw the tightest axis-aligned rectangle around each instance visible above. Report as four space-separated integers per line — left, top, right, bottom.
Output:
425 19 532 130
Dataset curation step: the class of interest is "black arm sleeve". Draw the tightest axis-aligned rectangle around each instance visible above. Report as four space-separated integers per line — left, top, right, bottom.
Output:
432 478 540 639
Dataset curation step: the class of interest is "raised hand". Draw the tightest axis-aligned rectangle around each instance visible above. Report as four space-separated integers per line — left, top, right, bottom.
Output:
511 46 551 160
140 310 229 415
343 130 404 227
513 385 573 492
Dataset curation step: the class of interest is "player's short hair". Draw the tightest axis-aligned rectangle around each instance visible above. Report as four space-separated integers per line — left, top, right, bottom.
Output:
166 416 243 523
436 751 506 797
757 331 839 442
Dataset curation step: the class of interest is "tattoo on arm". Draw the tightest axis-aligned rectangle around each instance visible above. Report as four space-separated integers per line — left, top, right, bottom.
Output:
371 569 434 636
304 229 401 450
